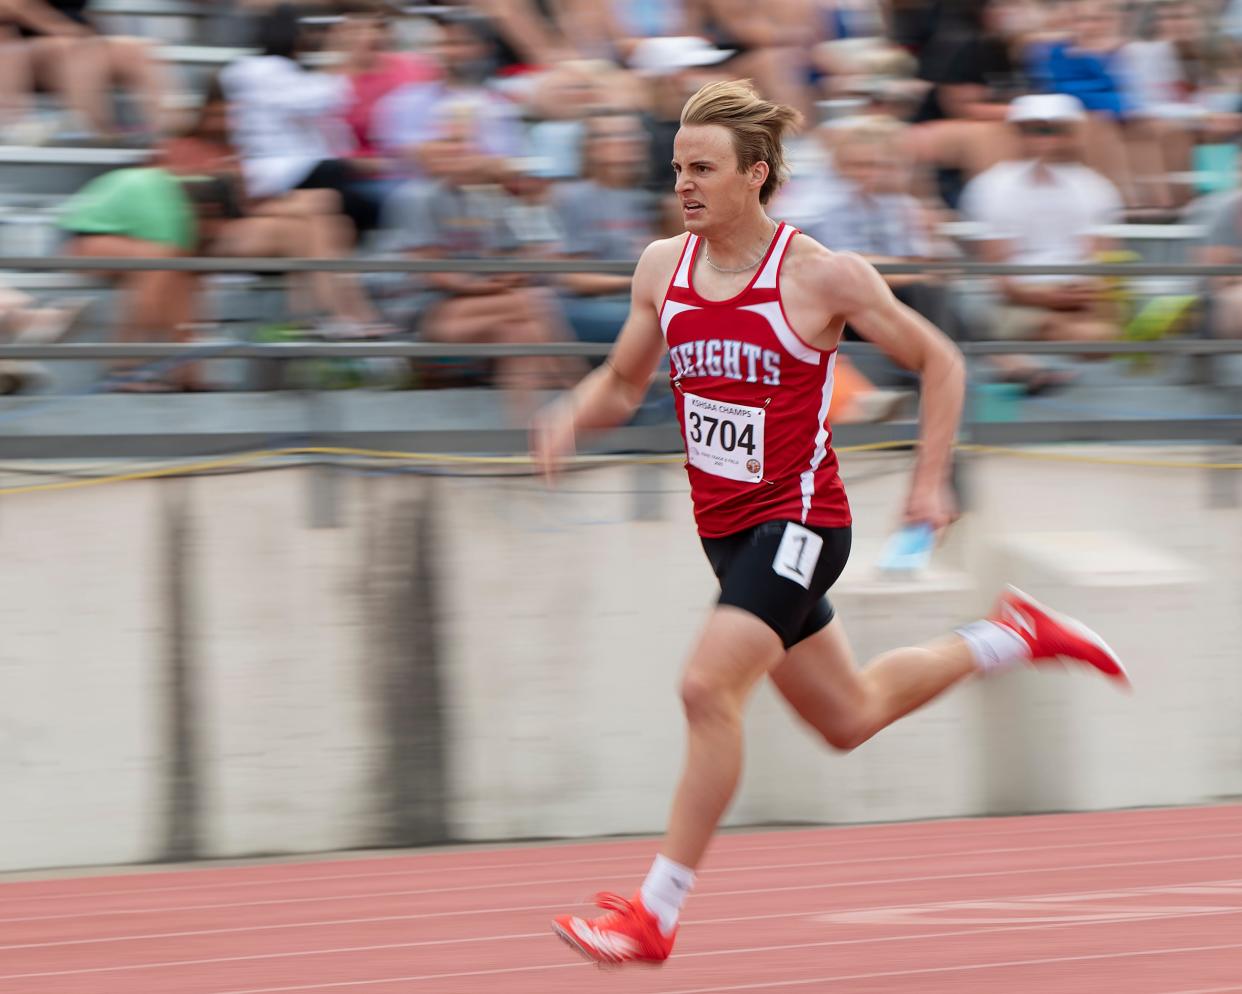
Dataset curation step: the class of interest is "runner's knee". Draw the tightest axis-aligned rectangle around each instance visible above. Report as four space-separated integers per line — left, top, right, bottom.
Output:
679 670 742 726
817 713 874 753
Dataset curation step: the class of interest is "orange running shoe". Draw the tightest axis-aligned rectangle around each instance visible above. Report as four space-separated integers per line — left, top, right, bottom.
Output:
552 891 675 966
991 585 1130 685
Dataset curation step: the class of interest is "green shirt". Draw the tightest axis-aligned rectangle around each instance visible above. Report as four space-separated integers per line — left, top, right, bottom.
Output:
60 168 196 251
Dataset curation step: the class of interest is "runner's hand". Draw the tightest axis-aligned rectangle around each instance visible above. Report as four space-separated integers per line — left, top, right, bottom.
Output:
531 398 577 483
903 478 958 532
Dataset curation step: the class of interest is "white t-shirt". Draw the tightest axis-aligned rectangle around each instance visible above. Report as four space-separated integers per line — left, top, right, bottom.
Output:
1117 40 1202 119
959 160 1123 283
220 55 352 199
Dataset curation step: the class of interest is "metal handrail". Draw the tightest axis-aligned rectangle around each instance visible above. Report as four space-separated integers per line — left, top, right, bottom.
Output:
1 339 1241 361
0 256 1238 277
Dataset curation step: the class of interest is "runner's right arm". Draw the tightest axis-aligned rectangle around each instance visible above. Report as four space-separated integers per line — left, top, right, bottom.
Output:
532 238 675 478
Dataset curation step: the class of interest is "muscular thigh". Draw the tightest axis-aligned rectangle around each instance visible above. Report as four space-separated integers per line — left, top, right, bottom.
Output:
682 605 786 704
768 617 867 731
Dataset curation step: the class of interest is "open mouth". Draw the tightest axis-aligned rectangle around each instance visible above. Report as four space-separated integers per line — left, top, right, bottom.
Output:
682 201 705 216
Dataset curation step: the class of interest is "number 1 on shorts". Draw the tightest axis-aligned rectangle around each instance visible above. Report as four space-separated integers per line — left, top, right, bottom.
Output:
772 522 824 590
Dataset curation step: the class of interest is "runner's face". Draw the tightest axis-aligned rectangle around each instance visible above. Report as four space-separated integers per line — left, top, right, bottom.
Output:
672 125 765 233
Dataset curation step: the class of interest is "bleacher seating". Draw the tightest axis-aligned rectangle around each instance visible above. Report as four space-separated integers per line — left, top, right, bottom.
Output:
0 0 1239 403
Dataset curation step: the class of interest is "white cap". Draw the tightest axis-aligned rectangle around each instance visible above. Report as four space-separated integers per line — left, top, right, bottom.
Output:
1007 93 1086 124
629 36 734 77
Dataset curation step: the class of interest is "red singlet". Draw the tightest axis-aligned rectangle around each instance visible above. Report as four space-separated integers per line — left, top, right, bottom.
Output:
659 222 852 538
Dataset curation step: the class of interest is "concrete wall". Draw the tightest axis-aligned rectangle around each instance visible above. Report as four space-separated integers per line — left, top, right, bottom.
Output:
0 447 1238 871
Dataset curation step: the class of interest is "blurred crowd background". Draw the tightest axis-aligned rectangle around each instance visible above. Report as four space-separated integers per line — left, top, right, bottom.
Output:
2 0 1242 410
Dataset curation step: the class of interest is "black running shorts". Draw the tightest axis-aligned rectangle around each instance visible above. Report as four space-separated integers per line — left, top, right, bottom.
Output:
701 521 852 649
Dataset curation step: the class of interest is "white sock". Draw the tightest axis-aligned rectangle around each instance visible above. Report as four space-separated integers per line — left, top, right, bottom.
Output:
956 619 1031 673
640 854 695 935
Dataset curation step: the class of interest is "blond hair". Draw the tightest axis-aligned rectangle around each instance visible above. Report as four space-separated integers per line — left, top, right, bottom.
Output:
679 80 802 205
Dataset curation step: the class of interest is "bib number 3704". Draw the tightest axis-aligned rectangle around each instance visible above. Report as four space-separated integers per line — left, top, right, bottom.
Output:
683 392 765 484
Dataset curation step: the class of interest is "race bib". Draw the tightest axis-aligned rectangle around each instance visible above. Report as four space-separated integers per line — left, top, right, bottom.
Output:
683 392 765 483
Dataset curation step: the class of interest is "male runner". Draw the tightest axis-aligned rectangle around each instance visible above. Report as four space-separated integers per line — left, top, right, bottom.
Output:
532 79 1128 967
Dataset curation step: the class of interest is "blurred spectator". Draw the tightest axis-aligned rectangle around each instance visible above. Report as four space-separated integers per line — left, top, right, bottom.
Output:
551 110 659 345
769 120 847 229
383 110 580 399
372 10 525 184
595 0 695 62
691 0 816 118
1024 0 1139 208
220 3 381 240
59 167 242 391
524 58 643 180
334 1 437 161
161 76 392 338
960 93 1124 387
809 115 953 328
0 22 34 139
475 0 577 69
1119 0 1242 207
0 0 169 141
1116 1 1199 209
905 0 1031 209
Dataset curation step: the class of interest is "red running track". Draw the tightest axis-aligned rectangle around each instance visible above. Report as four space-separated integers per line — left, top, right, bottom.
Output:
3 805 1242 994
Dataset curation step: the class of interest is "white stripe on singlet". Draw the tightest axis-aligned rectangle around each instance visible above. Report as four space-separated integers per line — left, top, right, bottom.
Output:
800 352 838 523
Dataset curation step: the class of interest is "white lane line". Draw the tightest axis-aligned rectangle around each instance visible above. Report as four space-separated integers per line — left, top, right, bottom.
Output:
645 940 1242 994
0 933 547 980
4 851 1242 927
6 808 1240 904
6 874 1242 953
206 934 1242 993
7 827 1240 906
1159 987 1242 994
8 891 1242 982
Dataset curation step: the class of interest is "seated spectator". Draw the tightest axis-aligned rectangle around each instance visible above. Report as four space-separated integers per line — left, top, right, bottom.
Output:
383 109 580 404
372 9 526 185
525 58 643 180
801 115 932 418
0 21 35 139
161 75 392 338
596 0 695 62
551 110 659 345
905 0 1028 209
1117 0 1224 209
807 115 949 322
474 0 578 69
1024 0 1139 207
0 0 168 141
220 3 381 240
692 0 815 118
334 1 437 164
59 167 242 391
960 93 1124 387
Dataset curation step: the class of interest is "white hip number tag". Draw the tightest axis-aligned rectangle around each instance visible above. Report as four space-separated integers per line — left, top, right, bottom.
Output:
683 392 764 483
773 522 823 590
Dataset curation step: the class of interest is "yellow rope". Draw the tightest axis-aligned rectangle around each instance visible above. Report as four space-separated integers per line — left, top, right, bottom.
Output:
956 443 1242 471
0 439 1238 498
